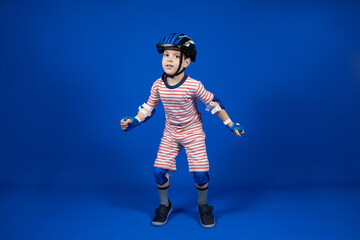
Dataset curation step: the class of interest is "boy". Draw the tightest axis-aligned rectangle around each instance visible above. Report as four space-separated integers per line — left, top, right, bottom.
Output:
120 33 244 228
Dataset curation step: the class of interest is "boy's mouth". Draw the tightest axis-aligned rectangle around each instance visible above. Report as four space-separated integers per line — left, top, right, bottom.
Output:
166 64 174 68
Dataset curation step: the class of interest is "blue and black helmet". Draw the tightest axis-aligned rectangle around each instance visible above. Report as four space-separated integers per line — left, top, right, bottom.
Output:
156 33 197 62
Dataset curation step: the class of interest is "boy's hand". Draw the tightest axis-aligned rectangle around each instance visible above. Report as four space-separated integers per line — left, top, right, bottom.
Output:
120 116 142 131
234 129 245 137
227 122 245 137
120 118 132 131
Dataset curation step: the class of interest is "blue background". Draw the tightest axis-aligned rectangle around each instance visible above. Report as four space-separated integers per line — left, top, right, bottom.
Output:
1 0 360 239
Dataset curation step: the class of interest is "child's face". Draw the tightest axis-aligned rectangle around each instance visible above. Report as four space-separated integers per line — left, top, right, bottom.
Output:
162 49 190 76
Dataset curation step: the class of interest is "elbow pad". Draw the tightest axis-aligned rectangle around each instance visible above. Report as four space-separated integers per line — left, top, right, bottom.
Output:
138 103 156 123
205 96 225 114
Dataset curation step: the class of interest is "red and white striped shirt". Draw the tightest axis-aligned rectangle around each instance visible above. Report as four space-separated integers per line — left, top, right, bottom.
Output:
147 75 214 133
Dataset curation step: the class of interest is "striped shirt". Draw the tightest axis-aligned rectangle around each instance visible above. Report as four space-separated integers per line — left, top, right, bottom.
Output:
147 75 214 133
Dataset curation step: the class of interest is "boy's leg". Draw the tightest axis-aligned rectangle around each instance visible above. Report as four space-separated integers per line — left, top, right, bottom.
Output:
154 168 170 206
181 131 214 228
152 130 182 227
193 172 215 229
196 183 208 206
194 172 210 205
153 130 182 171
152 167 172 227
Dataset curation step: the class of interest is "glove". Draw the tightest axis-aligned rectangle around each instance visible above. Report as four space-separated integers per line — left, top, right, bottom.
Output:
227 122 244 133
122 116 141 131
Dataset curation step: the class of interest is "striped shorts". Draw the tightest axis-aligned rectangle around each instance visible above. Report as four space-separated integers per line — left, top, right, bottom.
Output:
154 127 209 172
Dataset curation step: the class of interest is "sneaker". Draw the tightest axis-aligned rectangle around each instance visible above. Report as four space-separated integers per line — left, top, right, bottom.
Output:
152 200 172 227
198 204 215 228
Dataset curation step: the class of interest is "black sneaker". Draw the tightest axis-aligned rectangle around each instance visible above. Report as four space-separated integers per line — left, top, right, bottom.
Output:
198 204 215 228
152 200 172 227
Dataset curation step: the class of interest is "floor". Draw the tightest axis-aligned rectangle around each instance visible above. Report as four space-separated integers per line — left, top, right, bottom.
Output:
1 186 359 240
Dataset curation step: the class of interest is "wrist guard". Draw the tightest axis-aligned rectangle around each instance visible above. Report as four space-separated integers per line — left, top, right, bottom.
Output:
225 119 244 133
122 116 141 131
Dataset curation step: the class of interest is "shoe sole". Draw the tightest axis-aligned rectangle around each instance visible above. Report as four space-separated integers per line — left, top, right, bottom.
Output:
200 220 215 229
151 206 173 227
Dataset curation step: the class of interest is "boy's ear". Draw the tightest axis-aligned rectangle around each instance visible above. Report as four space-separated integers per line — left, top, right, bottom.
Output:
184 57 191 68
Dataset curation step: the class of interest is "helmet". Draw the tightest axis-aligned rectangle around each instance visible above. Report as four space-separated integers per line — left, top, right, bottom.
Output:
156 33 197 62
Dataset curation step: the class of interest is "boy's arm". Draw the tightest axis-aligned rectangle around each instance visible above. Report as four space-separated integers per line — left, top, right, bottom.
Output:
213 102 245 137
121 80 160 132
194 81 244 137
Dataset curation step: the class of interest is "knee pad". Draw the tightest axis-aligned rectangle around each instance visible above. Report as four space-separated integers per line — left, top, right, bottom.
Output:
153 167 169 185
193 172 210 185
